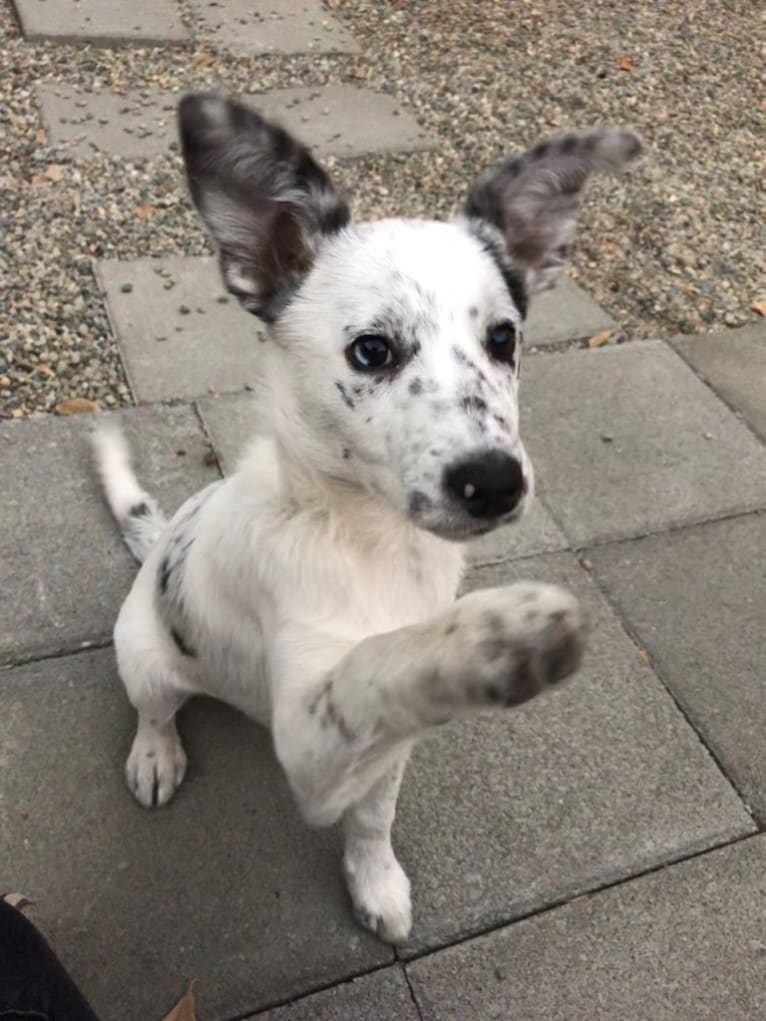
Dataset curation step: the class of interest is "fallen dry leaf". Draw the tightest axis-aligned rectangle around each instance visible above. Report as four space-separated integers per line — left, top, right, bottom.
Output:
618 54 635 71
637 649 652 668
587 329 613 349
35 129 47 145
162 984 197 1021
137 204 154 220
45 164 65 182
751 300 766 317
1 892 33 911
350 64 370 80
55 397 101 416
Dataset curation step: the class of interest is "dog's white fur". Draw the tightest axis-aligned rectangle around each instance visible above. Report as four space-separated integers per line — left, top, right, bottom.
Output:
94 96 641 943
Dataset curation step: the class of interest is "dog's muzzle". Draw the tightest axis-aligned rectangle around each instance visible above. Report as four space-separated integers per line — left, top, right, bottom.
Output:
443 450 527 521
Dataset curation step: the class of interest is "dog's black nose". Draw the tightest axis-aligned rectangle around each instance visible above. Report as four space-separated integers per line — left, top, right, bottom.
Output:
444 451 525 519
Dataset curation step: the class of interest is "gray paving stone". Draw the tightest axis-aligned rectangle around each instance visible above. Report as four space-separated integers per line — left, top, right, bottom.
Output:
37 85 435 161
254 966 417 1019
525 276 615 348
96 256 264 403
0 406 218 664
255 85 435 157
393 551 752 956
407 835 766 1021
521 340 766 546
189 0 359 55
199 392 569 563
12 0 189 46
588 513 766 823
671 321 766 441
0 650 391 1021
36 85 181 160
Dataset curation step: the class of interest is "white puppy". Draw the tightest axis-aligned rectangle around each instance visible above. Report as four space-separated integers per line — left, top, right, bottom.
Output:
94 94 642 943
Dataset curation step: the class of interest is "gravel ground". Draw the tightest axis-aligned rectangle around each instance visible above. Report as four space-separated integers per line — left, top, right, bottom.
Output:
1 0 764 417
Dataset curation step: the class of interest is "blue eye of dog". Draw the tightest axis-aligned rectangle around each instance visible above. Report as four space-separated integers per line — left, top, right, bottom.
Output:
486 321 517 364
347 335 394 372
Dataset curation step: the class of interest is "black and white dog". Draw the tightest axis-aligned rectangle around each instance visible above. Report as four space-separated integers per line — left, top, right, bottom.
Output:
94 95 642 944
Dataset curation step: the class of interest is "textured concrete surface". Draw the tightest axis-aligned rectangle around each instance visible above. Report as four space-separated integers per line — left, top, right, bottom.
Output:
37 84 435 161
254 966 418 1019
12 0 189 46
525 276 616 348
0 651 391 1021
36 86 181 160
589 513 766 822
0 406 217 663
671 321 766 441
392 552 753 956
97 256 264 403
188 0 359 55
253 85 436 157
407 835 766 1021
521 340 766 545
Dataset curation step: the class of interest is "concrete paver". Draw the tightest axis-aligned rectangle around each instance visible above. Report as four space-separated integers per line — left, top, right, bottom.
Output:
96 255 264 403
0 406 218 664
589 513 766 822
0 650 391 1021
525 276 616 348
407 834 766 1021
521 340 766 546
37 85 435 161
199 392 569 563
188 0 359 55
254 966 418 1020
12 0 189 46
393 551 753 956
671 321 766 441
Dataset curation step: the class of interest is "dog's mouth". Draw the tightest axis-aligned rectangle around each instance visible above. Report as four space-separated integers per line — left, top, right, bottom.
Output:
416 502 527 543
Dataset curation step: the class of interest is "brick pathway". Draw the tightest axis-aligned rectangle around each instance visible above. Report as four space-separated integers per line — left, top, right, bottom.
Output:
4 1 766 1019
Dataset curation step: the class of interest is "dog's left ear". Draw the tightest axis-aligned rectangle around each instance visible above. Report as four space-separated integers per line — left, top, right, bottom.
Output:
466 128 643 293
178 93 350 321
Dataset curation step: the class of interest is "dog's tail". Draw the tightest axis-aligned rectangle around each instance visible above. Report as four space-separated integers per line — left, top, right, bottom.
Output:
91 422 167 563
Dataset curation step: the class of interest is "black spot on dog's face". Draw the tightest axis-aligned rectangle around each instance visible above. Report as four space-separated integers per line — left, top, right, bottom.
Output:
129 501 150 518
335 381 355 410
409 378 424 396
461 394 488 415
408 490 432 516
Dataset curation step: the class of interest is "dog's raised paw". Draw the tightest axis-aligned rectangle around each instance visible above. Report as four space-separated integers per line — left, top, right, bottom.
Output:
451 582 587 708
125 726 187 808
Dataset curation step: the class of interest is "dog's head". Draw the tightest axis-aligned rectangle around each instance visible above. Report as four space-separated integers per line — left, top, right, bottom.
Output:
179 95 642 541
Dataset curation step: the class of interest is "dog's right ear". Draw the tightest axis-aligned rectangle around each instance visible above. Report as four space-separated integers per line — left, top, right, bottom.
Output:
178 93 351 322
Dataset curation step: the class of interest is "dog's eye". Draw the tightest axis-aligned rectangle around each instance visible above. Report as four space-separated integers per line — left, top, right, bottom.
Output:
347 334 395 372
486 321 517 365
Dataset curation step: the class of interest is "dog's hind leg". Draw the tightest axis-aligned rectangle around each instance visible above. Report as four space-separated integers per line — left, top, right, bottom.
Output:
116 618 194 808
125 685 189 808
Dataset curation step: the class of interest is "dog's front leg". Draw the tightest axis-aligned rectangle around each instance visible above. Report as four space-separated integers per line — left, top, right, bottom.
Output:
274 581 585 939
342 754 412 944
